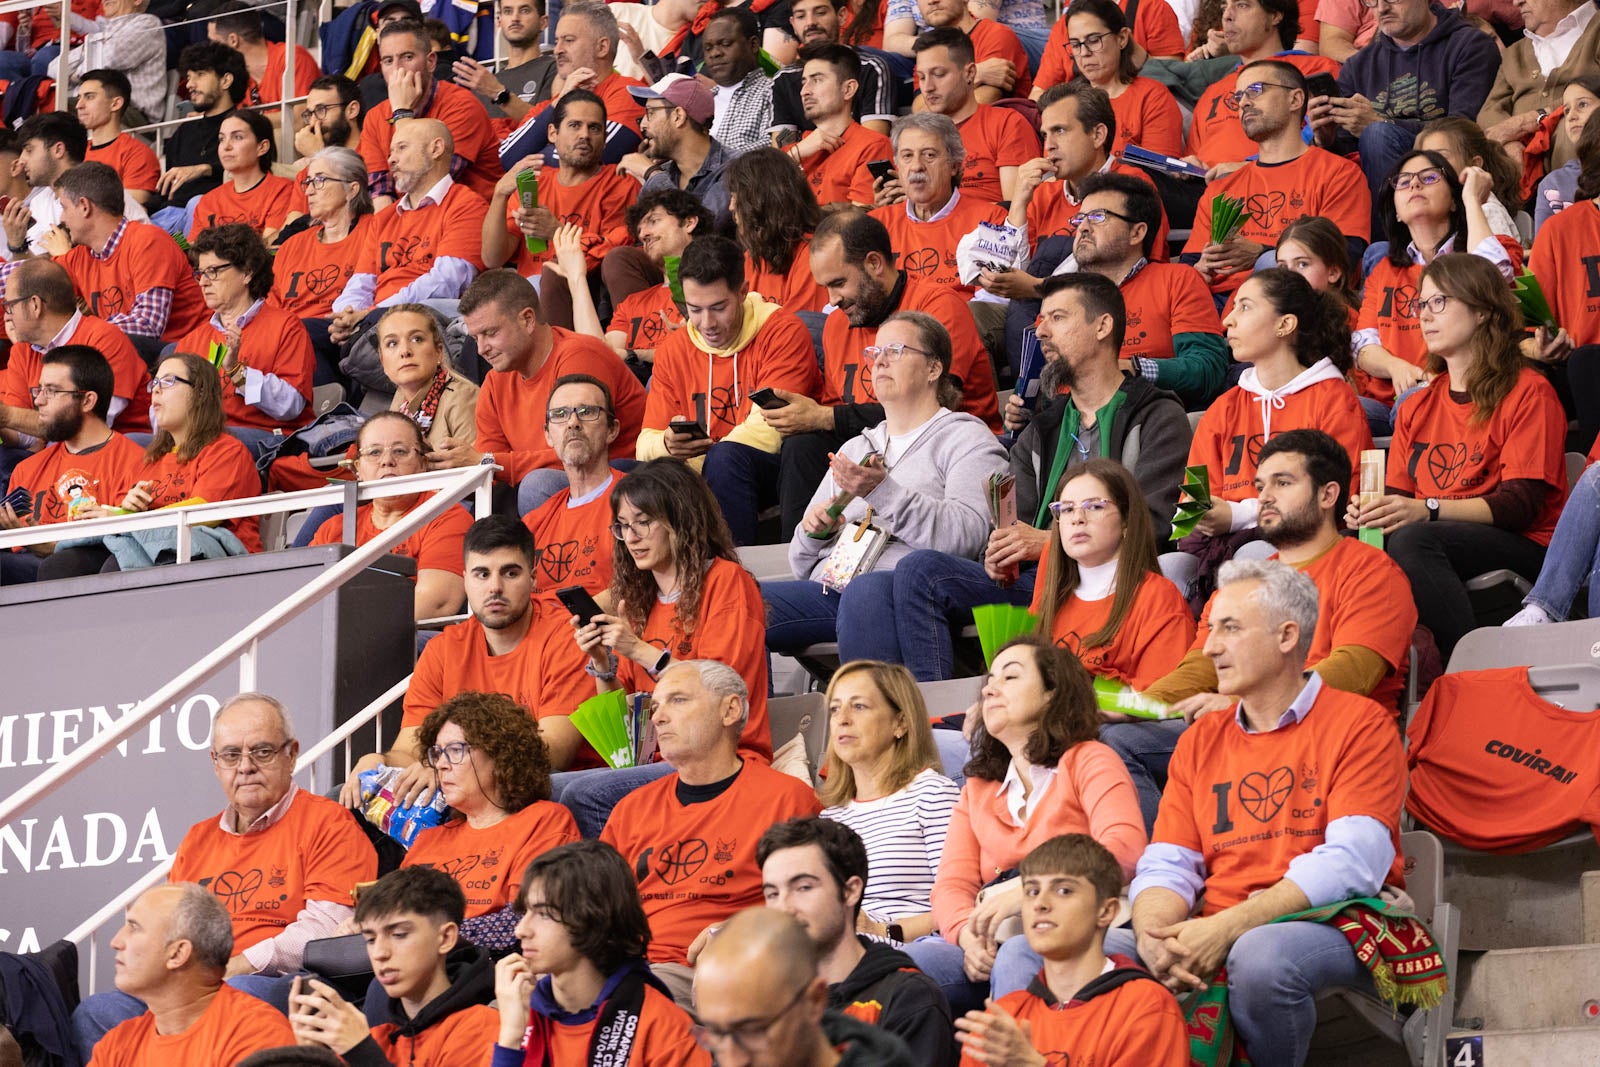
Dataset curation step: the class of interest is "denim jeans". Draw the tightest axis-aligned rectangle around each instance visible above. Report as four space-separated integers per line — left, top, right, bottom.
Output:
550 761 675 838
762 570 897 654
226 425 287 463
516 467 569 516
1100 718 1187 835
701 440 780 546
900 935 989 1017
1104 923 1377 1066
844 549 1036 681
991 936 1043 997
1527 461 1600 620
933 726 969 786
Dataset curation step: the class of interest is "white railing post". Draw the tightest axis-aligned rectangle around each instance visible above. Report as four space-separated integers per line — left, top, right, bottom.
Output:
175 508 192 563
282 0 297 147
55 0 69 112
239 636 260 693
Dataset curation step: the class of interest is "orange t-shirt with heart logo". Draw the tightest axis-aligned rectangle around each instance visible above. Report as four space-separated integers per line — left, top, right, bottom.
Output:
270 216 374 319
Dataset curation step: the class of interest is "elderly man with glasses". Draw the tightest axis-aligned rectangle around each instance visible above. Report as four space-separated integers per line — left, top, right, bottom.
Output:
1308 0 1502 216
72 692 378 1056
1181 59 1371 299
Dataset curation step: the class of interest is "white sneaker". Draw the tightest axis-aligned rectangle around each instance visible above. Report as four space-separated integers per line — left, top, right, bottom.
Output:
1504 604 1555 627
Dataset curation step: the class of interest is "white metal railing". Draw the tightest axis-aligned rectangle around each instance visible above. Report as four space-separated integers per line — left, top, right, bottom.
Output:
0 460 495 829
65 672 414 992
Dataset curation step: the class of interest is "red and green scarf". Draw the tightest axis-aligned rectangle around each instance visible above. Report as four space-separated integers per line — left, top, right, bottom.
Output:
1185 897 1449 1067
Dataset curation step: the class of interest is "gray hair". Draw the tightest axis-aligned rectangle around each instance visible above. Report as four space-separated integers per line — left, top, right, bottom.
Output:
675 659 750 728
889 112 965 179
165 882 234 970
561 1 619 45
218 692 297 742
1216 558 1319 661
308 146 373 218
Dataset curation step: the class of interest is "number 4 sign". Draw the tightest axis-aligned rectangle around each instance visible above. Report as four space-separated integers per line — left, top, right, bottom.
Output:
1446 1035 1483 1066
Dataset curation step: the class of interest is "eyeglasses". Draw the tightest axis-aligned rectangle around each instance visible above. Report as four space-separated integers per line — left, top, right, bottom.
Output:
1358 0 1402 8
547 404 610 425
862 342 929 364
1069 208 1134 228
642 104 677 119
1067 30 1114 54
1 294 32 312
299 173 347 190
1416 293 1453 315
1391 167 1446 191
29 385 83 401
192 264 236 282
1227 81 1295 106
427 741 474 767
211 740 293 768
1049 498 1117 520
147 374 195 392
610 516 659 541
691 983 810 1055
358 444 421 460
301 102 344 126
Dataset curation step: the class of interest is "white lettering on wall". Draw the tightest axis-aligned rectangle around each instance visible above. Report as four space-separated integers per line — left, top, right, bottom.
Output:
0 695 221 770
0 808 173 874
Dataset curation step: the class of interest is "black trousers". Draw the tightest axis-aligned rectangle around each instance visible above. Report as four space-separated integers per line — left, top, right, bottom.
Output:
1388 520 1546 660
778 428 853 543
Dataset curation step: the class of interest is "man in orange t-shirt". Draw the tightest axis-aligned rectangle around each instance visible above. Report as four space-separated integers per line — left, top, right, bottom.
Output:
1182 61 1370 295
360 19 504 207
870 113 1008 299
1115 560 1406 1066
914 0 1033 100
598 661 821 1003
765 208 999 538
636 234 822 544
912 28 1039 204
83 884 296 1066
449 270 645 515
207 3 318 112
789 44 893 207
77 70 160 205
329 118 488 346
523 375 625 595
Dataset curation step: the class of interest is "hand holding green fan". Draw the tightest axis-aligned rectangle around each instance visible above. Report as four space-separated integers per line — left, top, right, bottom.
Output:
1170 465 1213 540
571 690 636 769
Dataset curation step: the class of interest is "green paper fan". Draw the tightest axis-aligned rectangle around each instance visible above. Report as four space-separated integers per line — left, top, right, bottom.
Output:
972 603 1039 667
1210 193 1251 244
1092 676 1176 721
571 690 635 768
1513 269 1557 330
1170 465 1214 540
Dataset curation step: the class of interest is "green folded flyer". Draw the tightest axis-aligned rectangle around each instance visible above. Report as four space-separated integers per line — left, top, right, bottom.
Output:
1513 269 1556 330
1210 193 1251 244
1093 677 1177 721
1170 465 1213 540
971 603 1038 667
571 690 634 769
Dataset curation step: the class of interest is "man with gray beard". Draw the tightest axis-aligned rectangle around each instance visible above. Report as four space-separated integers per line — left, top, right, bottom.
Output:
868 271 1191 685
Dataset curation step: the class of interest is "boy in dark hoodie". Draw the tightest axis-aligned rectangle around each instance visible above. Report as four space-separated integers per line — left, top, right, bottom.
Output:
695 907 918 1067
287 865 499 1066
492 840 706 1067
954 834 1187 1067
757 817 957 1067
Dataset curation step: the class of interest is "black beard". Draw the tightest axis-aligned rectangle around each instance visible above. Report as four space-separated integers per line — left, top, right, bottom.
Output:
846 273 892 327
321 113 353 147
1261 501 1323 548
40 406 83 444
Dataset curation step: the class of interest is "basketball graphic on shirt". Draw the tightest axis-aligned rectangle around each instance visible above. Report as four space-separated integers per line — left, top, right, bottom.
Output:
1238 767 1295 823
903 247 941 277
92 286 127 318
303 264 341 295
656 838 708 884
1244 191 1287 228
206 868 264 913
1427 442 1468 489
709 386 739 427
440 855 481 880
540 539 580 583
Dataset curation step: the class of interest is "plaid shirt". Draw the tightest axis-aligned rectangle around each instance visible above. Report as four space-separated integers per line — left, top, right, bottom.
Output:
95 219 174 338
710 69 773 156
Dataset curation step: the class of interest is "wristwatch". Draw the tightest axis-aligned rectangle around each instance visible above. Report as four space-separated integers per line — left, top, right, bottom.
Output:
492 88 512 105
1426 497 1441 522
649 647 672 676
389 108 415 124
884 923 905 943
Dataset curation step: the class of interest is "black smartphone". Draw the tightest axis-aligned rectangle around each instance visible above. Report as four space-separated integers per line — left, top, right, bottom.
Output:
866 158 896 185
1305 73 1340 100
669 418 711 440
555 584 605 627
749 387 787 410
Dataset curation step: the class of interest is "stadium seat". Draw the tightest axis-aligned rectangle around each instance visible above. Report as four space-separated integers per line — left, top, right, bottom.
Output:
766 692 828 784
919 676 983 719
1446 617 1600 675
738 543 794 581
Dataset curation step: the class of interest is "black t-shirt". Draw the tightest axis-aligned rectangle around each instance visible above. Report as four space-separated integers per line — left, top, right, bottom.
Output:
164 109 229 207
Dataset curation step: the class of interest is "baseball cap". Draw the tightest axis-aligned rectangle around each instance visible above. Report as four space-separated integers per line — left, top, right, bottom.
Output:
627 73 715 126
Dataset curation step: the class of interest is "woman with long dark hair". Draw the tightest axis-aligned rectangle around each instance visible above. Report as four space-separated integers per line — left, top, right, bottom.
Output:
1416 116 1524 238
188 109 306 245
1350 254 1567 659
1050 0 1182 157
724 147 829 312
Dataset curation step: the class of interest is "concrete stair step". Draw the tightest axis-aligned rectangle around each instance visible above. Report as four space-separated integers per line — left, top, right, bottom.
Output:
1454 944 1600 1031
1445 1027 1600 1065
1442 834 1600 949
1583 870 1600 944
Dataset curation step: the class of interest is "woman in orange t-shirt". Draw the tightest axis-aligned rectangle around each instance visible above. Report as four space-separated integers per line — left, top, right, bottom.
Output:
188 110 306 245
39 352 263 579
404 692 580 949
1029 459 1194 692
908 634 1144 1012
309 411 471 620
270 146 374 321
1055 0 1184 158
726 149 831 313
1350 254 1568 660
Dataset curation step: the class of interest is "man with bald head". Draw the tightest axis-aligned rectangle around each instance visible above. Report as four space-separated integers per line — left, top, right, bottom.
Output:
694 908 915 1067
72 694 379 1056
79 884 295 1065
329 117 488 345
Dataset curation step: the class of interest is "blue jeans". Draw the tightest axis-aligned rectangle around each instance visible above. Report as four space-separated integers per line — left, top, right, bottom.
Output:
762 570 896 653
227 425 287 463
1527 461 1600 620
1104 923 1377 1066
1100 718 1186 835
701 440 780 546
1357 382 1425 438
1011 26 1049 72
1359 122 1418 231
992 936 1044 997
550 761 674 838
0 44 58 81
900 935 989 1017
933 726 969 786
847 549 1037 681
516 467 569 516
